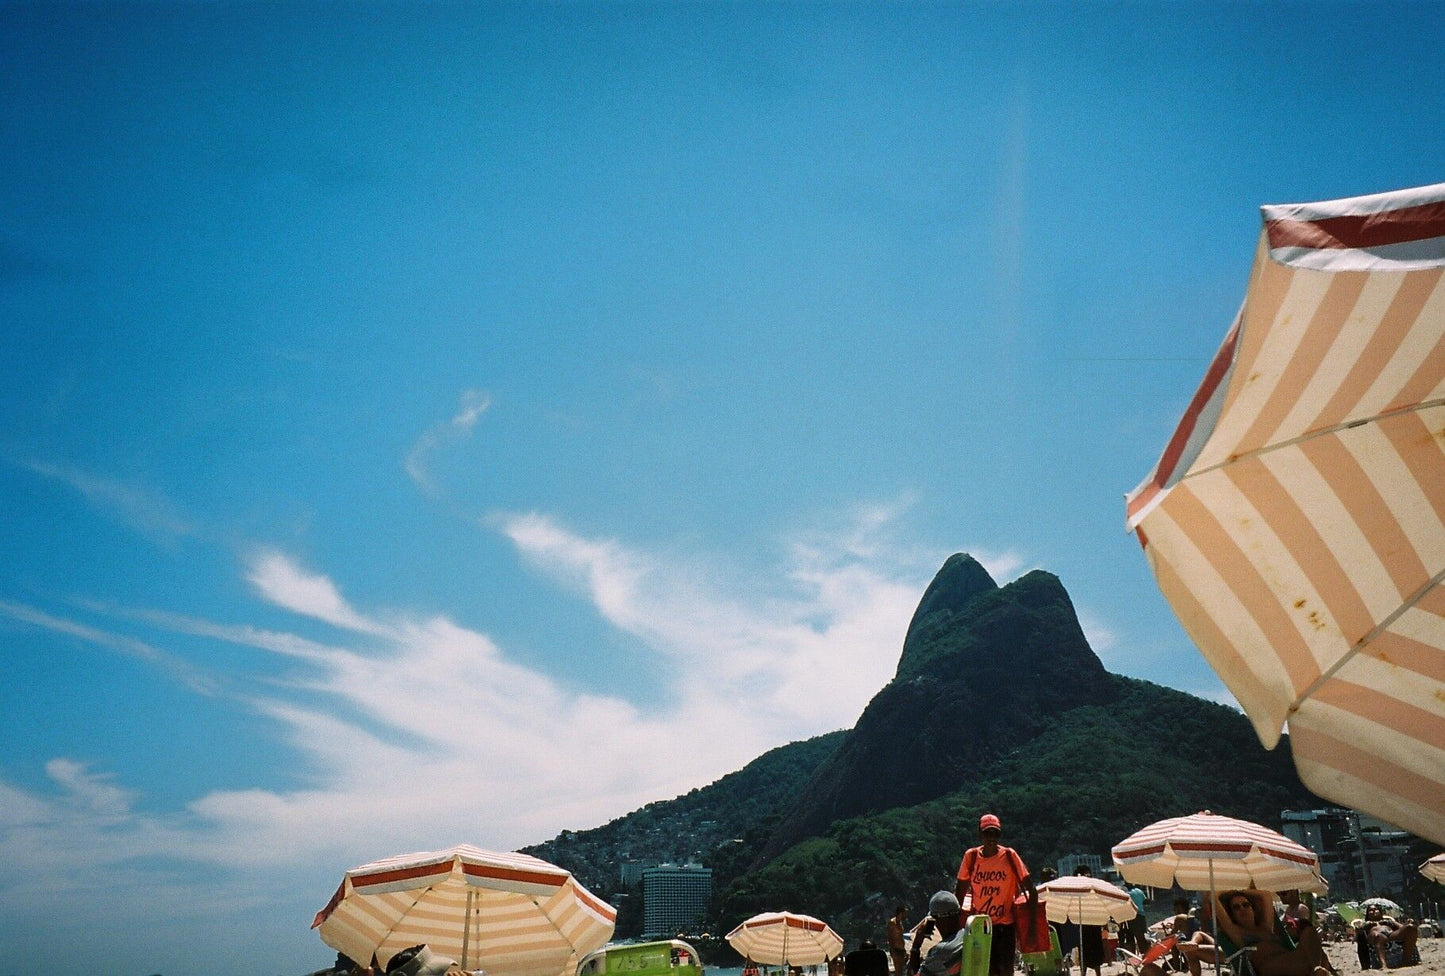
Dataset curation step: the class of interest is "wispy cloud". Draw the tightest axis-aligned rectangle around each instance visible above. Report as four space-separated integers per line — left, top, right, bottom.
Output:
0 505 1013 967
405 389 492 496
21 460 197 543
0 599 218 695
494 505 928 733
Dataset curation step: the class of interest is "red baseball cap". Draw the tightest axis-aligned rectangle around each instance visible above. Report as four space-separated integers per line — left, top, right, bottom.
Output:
979 813 1002 832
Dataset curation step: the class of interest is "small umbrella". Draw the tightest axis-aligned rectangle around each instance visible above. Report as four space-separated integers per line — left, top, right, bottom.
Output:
1038 876 1138 926
1039 876 1137 971
1125 181 1445 846
1360 897 1404 915
312 844 616 975
726 911 844 966
1113 811 1324 970
1421 853 1445 884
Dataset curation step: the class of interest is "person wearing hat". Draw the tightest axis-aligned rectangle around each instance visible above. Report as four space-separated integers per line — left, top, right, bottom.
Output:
953 813 1037 976
908 891 966 976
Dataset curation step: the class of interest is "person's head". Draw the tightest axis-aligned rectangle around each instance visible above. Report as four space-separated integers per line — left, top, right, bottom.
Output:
1173 897 1190 914
1365 905 1383 921
1074 863 1093 877
928 890 963 939
1279 889 1301 906
1039 867 1058 883
860 941 877 951
1223 892 1257 926
978 814 1002 846
895 904 907 919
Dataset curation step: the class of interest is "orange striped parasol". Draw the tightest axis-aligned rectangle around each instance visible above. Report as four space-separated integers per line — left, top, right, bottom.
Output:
726 911 844 966
312 844 616 975
1126 181 1445 845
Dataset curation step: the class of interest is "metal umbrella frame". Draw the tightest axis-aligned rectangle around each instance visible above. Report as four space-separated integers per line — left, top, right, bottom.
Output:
726 911 844 967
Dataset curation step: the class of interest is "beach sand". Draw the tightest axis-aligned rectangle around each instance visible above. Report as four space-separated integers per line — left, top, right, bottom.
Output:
1085 937 1445 976
1321 936 1445 976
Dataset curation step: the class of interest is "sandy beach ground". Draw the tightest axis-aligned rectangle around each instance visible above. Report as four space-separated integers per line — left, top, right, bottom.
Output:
1320 936 1445 976
1082 937 1445 976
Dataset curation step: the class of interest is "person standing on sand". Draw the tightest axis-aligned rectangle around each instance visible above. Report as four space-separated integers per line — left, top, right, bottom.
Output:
954 813 1038 976
888 905 909 975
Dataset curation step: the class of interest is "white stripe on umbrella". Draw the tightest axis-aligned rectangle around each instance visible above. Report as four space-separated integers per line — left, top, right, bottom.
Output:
1125 181 1445 846
313 845 615 976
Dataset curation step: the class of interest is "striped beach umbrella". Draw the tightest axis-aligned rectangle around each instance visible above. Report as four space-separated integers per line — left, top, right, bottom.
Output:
1126 181 1445 846
312 845 616 975
1037 876 1137 927
1114 811 1324 972
1420 853 1445 883
1112 811 1323 894
726 911 844 966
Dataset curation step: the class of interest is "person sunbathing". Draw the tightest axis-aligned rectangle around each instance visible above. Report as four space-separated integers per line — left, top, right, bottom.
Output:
1362 905 1420 969
1214 890 1335 976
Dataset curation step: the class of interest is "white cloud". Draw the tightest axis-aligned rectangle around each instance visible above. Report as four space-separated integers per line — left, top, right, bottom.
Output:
0 509 983 974
495 508 925 734
0 599 218 695
21 460 197 542
245 549 392 637
1075 608 1118 653
405 388 493 495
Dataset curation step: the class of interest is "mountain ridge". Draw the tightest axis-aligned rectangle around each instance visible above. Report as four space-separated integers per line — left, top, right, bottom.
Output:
521 553 1323 942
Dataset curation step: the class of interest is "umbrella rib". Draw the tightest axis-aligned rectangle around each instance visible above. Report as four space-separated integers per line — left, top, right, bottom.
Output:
1289 563 1445 714
1177 395 1445 481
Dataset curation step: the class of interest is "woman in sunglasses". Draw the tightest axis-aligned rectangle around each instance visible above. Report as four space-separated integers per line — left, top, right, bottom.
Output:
1214 890 1337 976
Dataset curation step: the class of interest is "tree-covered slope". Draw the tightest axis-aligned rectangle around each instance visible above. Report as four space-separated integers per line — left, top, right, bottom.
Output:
521 729 847 896
716 673 1318 944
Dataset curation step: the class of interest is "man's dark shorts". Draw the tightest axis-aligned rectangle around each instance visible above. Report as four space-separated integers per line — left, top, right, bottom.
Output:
990 922 1015 976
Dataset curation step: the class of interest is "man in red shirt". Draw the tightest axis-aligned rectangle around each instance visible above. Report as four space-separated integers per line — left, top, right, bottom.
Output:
954 813 1038 976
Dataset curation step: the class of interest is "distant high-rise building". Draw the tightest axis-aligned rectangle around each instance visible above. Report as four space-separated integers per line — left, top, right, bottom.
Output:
642 863 712 937
621 861 655 886
1282 808 1412 898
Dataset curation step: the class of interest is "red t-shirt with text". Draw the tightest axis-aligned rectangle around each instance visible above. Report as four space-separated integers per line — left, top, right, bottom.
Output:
957 846 1029 925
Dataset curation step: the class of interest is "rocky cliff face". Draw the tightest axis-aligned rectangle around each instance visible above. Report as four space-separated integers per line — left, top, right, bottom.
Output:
757 554 1113 859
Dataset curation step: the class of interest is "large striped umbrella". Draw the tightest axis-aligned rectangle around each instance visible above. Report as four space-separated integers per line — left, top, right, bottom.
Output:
312 845 616 975
726 911 843 966
1113 812 1324 971
1112 811 1324 894
1126 181 1445 846
1420 853 1445 883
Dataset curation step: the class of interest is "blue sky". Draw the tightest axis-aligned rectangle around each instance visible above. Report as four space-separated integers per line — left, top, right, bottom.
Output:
2 2 1442 973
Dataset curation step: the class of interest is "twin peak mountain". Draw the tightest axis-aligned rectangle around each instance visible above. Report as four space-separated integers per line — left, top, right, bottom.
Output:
525 554 1315 934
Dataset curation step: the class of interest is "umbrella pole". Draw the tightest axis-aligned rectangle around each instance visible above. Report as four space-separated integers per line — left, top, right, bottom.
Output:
1077 896 1083 976
462 887 476 969
1208 861 1219 976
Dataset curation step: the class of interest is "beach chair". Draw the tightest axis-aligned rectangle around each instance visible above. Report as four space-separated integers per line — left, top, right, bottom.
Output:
1021 927 1065 976
1119 935 1181 974
959 916 992 976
